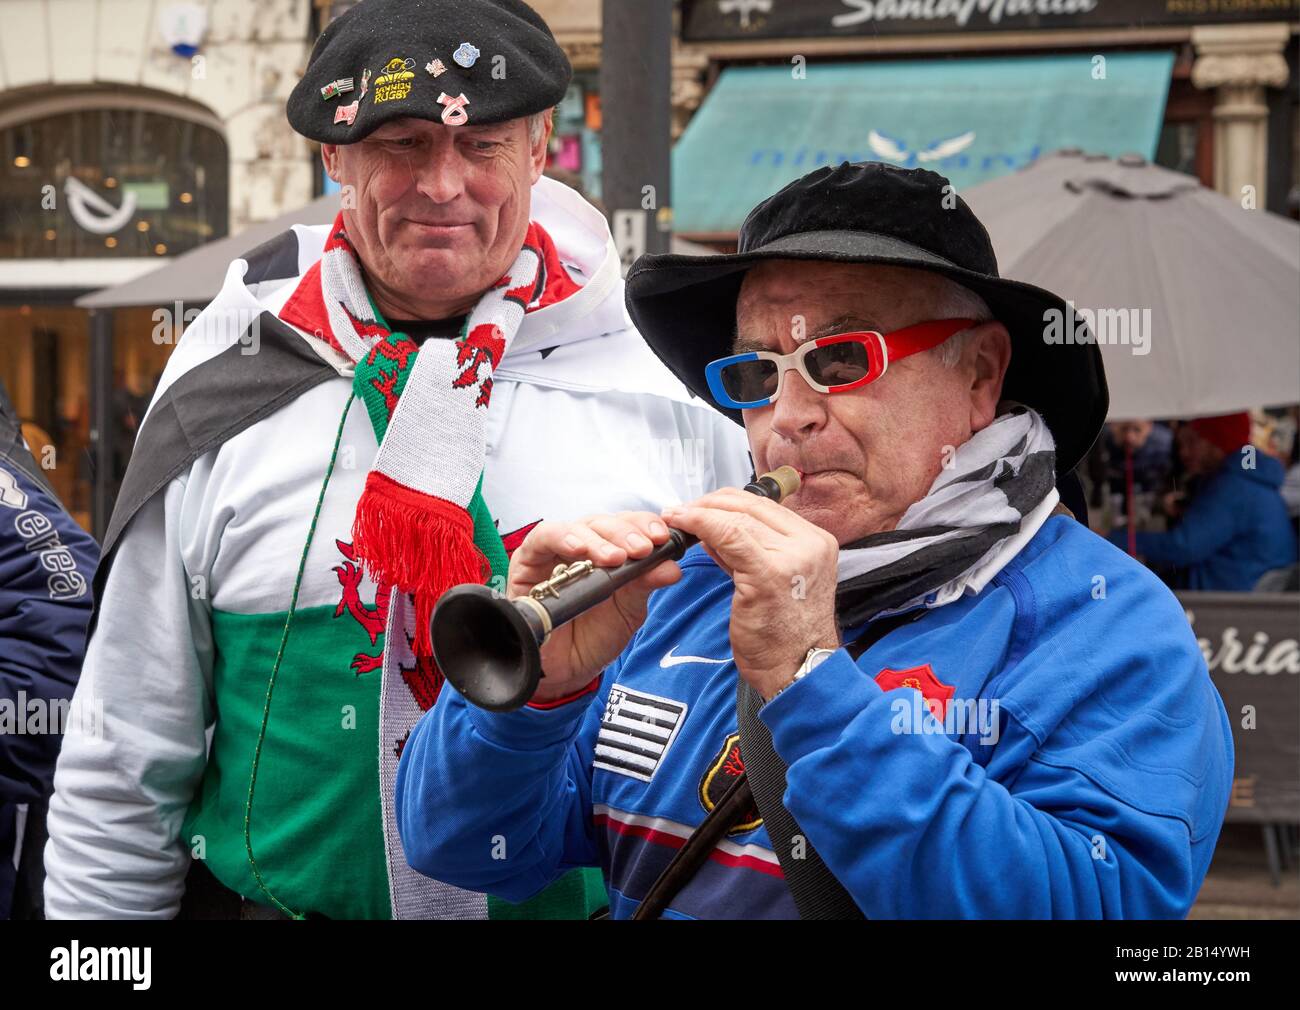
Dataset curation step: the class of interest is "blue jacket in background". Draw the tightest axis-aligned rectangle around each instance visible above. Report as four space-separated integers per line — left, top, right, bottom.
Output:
1114 453 1297 590
397 516 1233 919
0 401 98 919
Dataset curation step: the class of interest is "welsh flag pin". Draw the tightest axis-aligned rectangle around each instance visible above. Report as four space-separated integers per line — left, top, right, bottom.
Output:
321 77 355 100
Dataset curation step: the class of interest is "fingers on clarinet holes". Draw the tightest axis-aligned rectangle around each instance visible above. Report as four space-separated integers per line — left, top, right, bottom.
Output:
587 514 662 559
558 522 626 566
696 487 796 530
628 510 672 544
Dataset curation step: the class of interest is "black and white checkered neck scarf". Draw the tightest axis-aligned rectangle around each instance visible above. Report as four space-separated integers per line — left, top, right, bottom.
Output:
833 405 1059 629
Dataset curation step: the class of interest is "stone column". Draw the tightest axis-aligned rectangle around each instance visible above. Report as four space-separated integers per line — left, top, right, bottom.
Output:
1191 23 1291 203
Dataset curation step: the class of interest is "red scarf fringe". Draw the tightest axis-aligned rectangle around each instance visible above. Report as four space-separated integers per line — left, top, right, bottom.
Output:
350 472 489 657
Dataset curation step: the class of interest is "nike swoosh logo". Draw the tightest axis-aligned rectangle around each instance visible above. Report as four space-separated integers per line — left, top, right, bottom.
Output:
660 646 730 668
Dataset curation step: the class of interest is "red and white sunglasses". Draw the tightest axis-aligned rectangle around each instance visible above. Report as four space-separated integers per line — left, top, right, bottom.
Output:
705 318 976 409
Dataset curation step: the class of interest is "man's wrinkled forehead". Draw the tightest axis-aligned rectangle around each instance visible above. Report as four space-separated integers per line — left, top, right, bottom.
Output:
733 260 925 351
732 310 885 355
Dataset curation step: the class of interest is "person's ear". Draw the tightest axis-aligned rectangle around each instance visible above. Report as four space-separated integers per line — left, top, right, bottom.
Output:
967 322 1012 433
527 110 552 184
321 143 342 185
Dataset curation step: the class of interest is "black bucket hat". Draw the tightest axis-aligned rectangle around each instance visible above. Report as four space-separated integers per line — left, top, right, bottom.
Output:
625 161 1108 475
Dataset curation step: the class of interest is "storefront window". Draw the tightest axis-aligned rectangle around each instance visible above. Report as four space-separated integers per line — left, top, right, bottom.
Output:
0 100 229 534
0 305 174 533
1 106 228 260
1157 76 1215 188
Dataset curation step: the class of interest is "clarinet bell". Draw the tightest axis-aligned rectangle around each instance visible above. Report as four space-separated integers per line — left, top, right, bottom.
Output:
430 583 546 712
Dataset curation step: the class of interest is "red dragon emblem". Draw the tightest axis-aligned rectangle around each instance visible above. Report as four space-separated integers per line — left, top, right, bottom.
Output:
339 300 394 349
360 330 419 416
448 253 543 409
452 322 506 408
333 521 543 702
332 538 389 674
334 539 450 716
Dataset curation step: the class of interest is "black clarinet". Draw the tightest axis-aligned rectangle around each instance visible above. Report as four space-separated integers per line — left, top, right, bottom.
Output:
430 467 801 711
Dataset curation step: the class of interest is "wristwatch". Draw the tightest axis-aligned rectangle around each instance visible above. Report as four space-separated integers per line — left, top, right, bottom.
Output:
769 646 837 700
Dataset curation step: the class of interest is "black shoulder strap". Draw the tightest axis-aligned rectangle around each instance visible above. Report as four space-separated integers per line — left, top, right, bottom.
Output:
735 607 927 919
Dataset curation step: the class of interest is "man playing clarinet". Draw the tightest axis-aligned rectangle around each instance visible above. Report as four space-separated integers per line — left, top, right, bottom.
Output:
395 162 1233 919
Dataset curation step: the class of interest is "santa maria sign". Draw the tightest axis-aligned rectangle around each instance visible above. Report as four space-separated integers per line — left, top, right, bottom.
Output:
836 0 1102 30
683 0 1300 39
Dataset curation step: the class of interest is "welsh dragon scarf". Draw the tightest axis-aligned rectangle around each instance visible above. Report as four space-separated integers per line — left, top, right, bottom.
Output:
315 212 577 917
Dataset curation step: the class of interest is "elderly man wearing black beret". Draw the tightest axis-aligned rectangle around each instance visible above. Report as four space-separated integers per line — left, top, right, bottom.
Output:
44 0 748 920
398 162 1234 919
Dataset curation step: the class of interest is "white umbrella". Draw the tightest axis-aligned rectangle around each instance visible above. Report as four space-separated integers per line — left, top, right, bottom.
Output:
963 150 1300 420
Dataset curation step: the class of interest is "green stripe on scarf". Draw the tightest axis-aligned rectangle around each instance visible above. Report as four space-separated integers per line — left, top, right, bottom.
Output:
469 472 509 580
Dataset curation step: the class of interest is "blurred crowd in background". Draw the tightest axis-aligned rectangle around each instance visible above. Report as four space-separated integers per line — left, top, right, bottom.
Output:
1089 409 1299 593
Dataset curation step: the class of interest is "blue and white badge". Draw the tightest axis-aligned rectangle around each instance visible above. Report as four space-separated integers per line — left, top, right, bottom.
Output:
452 42 480 68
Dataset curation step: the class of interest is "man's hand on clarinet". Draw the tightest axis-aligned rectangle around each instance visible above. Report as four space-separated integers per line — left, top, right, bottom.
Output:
661 487 841 700
510 511 683 703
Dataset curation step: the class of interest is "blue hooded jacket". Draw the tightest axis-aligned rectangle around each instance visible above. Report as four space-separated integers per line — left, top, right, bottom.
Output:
397 515 1233 919
1114 454 1297 591
0 397 98 918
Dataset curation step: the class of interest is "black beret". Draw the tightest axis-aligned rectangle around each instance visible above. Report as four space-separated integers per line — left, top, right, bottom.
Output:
287 0 572 144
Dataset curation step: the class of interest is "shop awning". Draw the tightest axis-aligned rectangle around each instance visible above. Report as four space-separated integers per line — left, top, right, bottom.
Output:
76 193 343 309
673 52 1175 236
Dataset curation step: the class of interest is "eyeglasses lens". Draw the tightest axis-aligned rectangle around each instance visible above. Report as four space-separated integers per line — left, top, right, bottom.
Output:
805 342 871 387
721 359 780 403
